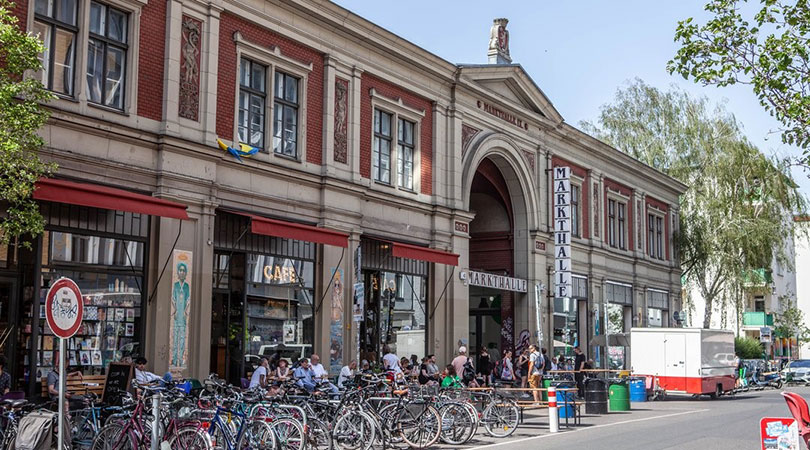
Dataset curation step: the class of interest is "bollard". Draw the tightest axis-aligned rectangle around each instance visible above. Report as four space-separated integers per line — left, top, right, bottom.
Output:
152 393 161 450
548 386 559 433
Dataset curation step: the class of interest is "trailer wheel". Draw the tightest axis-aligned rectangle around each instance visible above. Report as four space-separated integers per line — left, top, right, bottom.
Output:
709 384 722 399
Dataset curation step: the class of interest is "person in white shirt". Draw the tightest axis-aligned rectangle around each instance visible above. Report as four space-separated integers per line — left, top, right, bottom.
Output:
382 345 402 375
249 357 269 389
134 357 172 386
310 354 338 395
338 360 357 389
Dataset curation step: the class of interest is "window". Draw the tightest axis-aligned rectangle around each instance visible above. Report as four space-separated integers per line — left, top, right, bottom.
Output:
617 202 626 249
648 308 663 327
397 118 415 190
238 58 266 148
273 72 299 157
648 214 655 258
608 199 616 247
571 184 580 237
33 0 78 96
86 2 128 109
656 216 663 259
373 109 392 184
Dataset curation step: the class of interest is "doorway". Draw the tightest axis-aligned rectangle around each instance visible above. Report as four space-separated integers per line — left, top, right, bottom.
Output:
469 290 501 368
210 252 245 387
0 278 17 388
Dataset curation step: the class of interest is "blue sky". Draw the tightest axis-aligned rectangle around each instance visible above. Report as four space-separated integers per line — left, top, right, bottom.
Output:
334 0 810 194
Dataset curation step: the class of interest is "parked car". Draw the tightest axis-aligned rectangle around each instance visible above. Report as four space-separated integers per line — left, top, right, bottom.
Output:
244 343 312 371
782 359 810 384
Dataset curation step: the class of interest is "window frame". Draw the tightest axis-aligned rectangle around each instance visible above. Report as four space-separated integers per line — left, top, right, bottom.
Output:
85 1 129 110
607 199 616 247
656 216 663 259
368 88 424 193
33 0 79 97
607 192 630 251
238 57 268 150
397 117 416 191
617 202 626 250
272 71 300 158
232 32 312 164
647 209 666 260
571 183 580 238
372 108 393 184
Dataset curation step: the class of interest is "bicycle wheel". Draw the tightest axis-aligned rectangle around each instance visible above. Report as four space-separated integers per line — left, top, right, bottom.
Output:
91 424 138 450
269 418 304 450
375 404 403 446
481 400 519 438
2 424 16 450
305 418 333 450
70 410 99 450
332 412 374 450
168 427 211 450
397 404 440 449
439 403 475 445
236 420 275 450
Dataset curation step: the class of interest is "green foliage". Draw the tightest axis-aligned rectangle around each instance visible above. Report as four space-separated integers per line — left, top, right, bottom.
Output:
0 0 55 247
581 79 806 328
668 0 810 155
735 335 764 359
774 303 810 343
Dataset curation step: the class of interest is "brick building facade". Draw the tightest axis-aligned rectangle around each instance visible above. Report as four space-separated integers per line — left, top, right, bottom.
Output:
1 0 684 392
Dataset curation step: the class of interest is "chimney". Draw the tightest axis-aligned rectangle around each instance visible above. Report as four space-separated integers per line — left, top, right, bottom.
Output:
488 18 512 64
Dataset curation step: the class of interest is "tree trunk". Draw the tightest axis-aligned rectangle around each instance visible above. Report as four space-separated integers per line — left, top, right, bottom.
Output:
703 293 713 329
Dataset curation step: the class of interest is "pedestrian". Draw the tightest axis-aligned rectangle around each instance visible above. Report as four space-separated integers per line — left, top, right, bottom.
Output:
310 354 339 395
573 347 587 398
518 348 530 395
426 354 440 380
249 357 269 389
528 344 544 403
550 355 559 372
441 365 463 388
382 345 402 375
337 360 356 389
294 358 317 392
540 348 550 375
478 347 491 386
0 356 10 396
499 350 515 382
451 346 468 380
134 357 173 386
275 359 291 380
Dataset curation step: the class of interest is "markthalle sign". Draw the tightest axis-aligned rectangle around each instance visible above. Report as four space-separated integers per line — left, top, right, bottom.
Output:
467 270 528 293
554 167 572 298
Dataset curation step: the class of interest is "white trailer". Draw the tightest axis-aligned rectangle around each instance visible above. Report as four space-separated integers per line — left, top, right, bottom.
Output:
630 327 737 397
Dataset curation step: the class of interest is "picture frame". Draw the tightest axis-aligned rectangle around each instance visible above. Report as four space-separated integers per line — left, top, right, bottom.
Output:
69 352 78 366
115 308 125 322
124 323 135 337
80 351 91 366
125 309 135 322
91 351 102 366
42 351 53 367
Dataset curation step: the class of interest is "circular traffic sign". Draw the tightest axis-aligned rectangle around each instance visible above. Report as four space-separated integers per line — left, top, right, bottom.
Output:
45 278 84 338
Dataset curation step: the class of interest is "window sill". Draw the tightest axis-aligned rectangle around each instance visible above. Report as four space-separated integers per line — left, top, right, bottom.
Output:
51 93 80 103
273 152 301 163
87 101 129 116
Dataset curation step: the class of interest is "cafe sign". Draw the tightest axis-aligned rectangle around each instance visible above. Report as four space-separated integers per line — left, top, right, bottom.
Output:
467 270 527 293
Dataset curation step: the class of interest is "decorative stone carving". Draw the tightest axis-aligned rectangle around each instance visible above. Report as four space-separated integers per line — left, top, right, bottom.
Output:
593 182 600 237
522 150 535 172
334 78 349 164
179 16 202 121
488 18 511 64
461 124 481 156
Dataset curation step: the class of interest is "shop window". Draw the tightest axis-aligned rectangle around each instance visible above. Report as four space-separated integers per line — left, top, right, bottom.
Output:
86 2 128 109
379 272 426 358
273 71 299 158
34 0 78 97
238 58 267 149
373 109 392 184
397 118 415 190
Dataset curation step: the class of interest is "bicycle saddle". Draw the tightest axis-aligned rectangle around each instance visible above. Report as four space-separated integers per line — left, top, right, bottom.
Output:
392 389 408 396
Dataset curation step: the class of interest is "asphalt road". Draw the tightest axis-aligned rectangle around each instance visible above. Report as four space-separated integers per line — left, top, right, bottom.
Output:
459 386 809 450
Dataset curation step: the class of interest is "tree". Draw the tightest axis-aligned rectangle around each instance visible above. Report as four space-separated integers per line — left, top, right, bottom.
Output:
581 79 806 328
668 0 810 155
735 335 764 359
0 0 55 248
774 302 810 344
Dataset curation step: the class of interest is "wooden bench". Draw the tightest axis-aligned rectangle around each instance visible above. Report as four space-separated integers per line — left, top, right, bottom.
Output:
41 374 106 398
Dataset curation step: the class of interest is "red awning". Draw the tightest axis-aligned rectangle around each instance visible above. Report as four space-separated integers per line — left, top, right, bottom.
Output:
236 212 348 248
390 241 459 266
34 178 189 220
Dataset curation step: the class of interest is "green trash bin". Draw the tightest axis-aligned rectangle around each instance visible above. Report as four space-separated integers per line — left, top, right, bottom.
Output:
608 379 630 412
542 377 552 401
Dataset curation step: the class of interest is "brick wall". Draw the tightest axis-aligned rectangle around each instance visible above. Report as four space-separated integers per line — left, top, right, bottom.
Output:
552 156 590 239
10 0 26 24
136 0 166 121
217 13 324 164
359 73 433 195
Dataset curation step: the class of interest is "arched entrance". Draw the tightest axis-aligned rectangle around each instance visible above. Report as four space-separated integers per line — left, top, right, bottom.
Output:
468 158 514 357
462 133 539 362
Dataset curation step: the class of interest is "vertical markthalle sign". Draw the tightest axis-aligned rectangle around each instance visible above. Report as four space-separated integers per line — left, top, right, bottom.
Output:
554 167 572 299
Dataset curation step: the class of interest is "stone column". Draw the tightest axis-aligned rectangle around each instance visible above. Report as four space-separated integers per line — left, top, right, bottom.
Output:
350 66 364 184
317 242 353 376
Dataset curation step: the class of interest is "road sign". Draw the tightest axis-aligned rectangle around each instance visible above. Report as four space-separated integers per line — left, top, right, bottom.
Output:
45 278 84 339
760 417 799 449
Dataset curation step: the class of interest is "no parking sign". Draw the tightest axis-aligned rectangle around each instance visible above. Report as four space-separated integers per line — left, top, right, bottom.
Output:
45 277 84 338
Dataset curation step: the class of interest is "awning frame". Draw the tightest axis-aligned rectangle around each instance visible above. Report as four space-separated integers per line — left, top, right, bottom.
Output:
225 210 349 248
388 240 459 266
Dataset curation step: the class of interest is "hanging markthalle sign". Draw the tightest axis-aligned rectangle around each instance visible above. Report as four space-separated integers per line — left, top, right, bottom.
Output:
554 166 571 299
466 270 528 292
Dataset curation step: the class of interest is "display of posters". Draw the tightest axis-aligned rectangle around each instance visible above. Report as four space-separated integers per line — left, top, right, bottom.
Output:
329 268 344 376
169 250 193 374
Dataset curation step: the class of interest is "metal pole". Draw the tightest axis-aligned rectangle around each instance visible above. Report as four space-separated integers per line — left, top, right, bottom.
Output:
151 393 161 450
57 338 65 450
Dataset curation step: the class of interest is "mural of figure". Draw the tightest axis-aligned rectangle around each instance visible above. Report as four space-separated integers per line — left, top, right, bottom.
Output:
171 262 190 368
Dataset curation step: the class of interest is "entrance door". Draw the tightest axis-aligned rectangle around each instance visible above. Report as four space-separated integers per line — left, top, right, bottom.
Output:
664 334 686 378
0 279 17 383
469 293 501 368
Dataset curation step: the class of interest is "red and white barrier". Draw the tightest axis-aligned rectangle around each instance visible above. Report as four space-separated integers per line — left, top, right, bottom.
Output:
548 386 559 432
